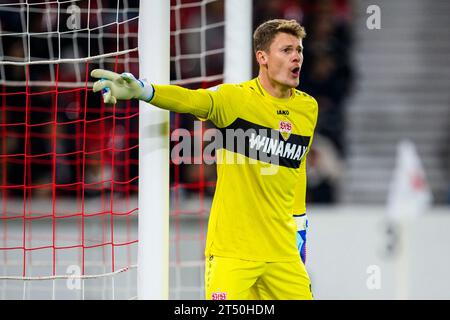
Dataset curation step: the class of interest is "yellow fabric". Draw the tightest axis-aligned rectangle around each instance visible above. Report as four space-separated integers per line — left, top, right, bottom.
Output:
205 255 313 300
151 78 318 262
151 84 212 119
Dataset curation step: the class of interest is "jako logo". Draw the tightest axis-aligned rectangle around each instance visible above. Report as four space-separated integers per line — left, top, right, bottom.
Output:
277 110 289 115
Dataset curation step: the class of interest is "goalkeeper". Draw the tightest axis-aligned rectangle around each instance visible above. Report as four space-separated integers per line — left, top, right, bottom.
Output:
92 19 317 300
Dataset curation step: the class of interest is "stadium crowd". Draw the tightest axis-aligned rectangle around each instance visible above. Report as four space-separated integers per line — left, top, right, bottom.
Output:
1 0 354 204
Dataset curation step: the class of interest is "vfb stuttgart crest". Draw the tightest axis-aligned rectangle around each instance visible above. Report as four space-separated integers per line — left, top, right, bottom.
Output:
211 292 227 300
279 120 292 141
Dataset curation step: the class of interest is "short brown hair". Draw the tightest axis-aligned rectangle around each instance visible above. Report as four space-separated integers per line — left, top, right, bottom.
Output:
253 19 306 53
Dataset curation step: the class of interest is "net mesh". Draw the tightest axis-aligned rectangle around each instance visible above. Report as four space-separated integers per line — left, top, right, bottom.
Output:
0 0 140 300
0 0 223 299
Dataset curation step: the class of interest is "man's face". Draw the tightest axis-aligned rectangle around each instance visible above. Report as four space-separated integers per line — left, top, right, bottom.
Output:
259 32 303 89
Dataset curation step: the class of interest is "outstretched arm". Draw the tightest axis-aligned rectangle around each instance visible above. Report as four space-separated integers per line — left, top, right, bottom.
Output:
91 69 213 119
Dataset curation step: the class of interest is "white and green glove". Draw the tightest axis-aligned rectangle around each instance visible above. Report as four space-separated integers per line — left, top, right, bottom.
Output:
294 213 308 264
91 69 154 104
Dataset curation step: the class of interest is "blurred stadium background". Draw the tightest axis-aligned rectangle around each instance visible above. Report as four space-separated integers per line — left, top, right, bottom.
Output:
1 0 449 299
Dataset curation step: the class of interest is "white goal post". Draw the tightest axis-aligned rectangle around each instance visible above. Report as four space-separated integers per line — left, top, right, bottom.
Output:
137 0 252 299
137 0 171 301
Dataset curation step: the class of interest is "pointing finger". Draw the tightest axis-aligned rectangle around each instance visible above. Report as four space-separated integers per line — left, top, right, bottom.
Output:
91 69 121 81
92 79 114 93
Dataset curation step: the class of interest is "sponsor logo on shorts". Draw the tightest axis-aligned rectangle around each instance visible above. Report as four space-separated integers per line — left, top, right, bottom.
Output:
211 292 227 300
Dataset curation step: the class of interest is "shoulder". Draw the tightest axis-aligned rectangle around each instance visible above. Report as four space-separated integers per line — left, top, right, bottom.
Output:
294 89 318 106
214 79 260 95
206 82 248 95
294 89 318 112
206 81 255 102
293 89 319 126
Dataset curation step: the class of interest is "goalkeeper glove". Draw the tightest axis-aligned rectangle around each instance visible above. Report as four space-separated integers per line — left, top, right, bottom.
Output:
294 214 308 264
91 69 154 104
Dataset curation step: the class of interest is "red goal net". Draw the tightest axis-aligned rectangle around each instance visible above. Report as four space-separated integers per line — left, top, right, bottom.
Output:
0 0 140 299
0 0 223 300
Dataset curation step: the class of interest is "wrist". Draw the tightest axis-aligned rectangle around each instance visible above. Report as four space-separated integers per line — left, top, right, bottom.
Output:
293 213 308 231
137 79 155 102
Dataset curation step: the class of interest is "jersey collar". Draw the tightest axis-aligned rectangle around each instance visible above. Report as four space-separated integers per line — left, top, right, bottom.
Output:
255 78 295 103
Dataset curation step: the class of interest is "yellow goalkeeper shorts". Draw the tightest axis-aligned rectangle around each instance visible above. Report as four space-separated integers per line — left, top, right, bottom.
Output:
204 255 313 300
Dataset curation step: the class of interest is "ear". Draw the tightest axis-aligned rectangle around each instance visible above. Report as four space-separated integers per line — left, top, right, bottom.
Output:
256 50 268 66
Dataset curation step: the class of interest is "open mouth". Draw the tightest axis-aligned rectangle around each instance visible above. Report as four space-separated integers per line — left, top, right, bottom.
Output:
291 67 300 77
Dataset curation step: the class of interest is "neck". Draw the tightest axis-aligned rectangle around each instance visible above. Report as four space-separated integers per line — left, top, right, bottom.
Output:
257 71 292 99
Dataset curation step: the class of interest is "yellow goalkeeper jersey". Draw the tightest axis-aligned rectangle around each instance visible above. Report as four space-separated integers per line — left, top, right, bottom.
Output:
152 78 318 262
